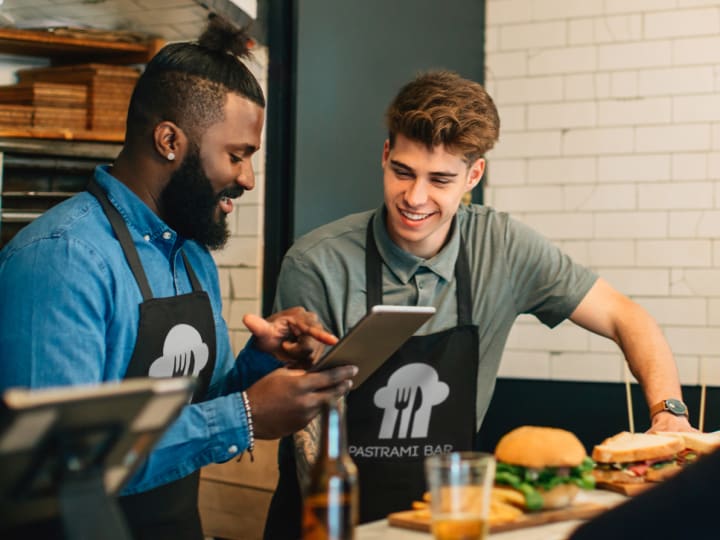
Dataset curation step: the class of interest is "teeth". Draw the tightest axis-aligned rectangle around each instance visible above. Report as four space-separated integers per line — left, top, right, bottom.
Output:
401 210 430 221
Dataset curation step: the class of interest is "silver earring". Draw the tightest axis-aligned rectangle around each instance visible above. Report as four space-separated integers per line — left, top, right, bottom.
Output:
167 152 175 161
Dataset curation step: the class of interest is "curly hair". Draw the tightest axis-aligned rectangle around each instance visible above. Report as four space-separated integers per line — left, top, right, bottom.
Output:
126 15 265 142
386 71 500 163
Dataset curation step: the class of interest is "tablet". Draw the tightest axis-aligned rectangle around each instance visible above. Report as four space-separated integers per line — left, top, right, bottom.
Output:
310 305 436 388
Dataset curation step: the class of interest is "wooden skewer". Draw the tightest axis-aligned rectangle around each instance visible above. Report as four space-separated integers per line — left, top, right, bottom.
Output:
699 360 706 432
624 364 635 433
699 383 706 432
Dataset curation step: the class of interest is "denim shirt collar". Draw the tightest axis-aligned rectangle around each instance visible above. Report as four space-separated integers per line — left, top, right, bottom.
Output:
372 205 459 285
94 165 182 251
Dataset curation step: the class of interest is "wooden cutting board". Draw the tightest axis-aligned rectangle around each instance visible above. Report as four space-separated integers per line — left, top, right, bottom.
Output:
388 501 610 534
595 481 655 496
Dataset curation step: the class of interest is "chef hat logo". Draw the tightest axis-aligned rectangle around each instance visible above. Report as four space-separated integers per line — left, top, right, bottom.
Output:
374 363 449 439
148 323 209 378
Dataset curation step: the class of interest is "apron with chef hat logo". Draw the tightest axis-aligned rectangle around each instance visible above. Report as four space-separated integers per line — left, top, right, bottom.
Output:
87 179 216 540
345 215 479 523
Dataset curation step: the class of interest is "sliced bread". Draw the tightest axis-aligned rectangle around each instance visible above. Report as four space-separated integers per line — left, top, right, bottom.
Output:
592 431 684 464
657 431 720 454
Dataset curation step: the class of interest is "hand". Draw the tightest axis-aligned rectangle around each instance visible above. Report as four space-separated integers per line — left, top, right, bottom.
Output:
243 307 338 368
245 365 357 439
648 412 697 433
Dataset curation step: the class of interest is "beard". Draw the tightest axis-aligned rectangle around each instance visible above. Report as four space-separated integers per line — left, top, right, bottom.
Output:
161 150 242 250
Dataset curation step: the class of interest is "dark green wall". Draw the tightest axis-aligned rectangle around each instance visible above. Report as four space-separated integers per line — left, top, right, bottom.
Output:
476 378 719 454
292 0 486 238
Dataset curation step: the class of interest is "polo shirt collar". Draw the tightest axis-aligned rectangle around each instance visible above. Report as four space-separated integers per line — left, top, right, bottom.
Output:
372 205 459 284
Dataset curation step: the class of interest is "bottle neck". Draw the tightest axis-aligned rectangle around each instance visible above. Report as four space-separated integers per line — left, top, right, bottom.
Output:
320 399 346 460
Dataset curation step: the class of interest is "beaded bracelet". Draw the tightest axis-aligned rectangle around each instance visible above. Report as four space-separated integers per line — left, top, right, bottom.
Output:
238 391 255 462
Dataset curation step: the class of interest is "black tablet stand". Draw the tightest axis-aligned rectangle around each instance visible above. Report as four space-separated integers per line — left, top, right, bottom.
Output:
0 378 195 540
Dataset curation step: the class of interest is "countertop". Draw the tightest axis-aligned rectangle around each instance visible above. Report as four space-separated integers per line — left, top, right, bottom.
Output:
357 490 628 540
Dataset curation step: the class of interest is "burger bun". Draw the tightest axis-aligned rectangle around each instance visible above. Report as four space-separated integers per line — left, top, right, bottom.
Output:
495 425 587 469
538 483 580 510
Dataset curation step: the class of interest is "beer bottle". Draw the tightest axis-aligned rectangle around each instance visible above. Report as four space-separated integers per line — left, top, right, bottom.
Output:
301 398 358 540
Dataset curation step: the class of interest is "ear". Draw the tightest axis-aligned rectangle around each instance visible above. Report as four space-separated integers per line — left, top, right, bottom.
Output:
465 157 486 192
381 139 390 168
152 121 188 164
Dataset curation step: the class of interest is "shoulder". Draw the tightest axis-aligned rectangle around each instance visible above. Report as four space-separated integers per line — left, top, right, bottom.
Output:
456 203 516 243
286 210 373 261
1 192 113 266
459 203 549 243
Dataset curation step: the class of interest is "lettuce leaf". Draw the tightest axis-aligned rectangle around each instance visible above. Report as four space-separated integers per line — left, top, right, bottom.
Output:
495 456 596 509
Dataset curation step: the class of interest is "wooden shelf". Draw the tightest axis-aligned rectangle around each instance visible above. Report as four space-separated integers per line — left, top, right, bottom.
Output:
0 126 124 143
0 27 163 65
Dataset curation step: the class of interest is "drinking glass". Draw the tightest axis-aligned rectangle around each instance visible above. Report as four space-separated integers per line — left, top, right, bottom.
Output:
424 452 496 540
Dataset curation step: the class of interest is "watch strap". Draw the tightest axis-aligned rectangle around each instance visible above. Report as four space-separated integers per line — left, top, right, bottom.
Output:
649 399 688 418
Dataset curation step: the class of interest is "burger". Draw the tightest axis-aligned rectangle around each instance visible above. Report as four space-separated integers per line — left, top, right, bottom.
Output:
494 425 595 511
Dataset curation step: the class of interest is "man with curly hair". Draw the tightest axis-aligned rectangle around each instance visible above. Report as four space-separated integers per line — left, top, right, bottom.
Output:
0 16 355 540
265 70 691 534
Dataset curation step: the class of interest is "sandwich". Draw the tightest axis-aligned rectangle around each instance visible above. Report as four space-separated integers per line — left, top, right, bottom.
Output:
658 431 720 465
592 431 685 484
494 425 595 511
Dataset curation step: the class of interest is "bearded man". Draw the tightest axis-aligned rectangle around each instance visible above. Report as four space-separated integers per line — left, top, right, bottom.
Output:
0 16 354 540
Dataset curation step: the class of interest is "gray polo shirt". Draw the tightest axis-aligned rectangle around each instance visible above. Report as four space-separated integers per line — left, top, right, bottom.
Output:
275 203 597 427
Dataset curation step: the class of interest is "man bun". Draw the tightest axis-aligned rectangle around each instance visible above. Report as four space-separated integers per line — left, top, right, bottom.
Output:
198 14 254 59
495 425 587 469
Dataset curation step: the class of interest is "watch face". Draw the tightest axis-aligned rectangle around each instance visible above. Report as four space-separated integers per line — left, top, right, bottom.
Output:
666 399 688 415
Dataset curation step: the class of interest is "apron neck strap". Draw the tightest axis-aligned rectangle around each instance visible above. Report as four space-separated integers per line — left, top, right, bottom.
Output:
365 215 383 310
87 179 205 300
365 213 473 325
454 234 472 326
181 251 203 292
87 179 154 301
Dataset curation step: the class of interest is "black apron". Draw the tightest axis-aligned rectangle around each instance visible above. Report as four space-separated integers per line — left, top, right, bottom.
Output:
264 215 480 537
87 180 217 540
346 215 479 523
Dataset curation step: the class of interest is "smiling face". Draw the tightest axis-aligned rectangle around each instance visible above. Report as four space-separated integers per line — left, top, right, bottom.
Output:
382 134 485 259
161 93 264 249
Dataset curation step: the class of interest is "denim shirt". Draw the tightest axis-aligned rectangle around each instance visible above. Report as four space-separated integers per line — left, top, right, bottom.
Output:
0 165 281 494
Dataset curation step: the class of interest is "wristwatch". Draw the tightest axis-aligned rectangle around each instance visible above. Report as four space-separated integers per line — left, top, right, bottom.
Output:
649 398 688 418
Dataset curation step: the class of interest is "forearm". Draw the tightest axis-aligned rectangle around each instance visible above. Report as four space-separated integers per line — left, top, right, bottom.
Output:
614 303 682 408
614 304 694 431
570 278 688 428
121 392 251 494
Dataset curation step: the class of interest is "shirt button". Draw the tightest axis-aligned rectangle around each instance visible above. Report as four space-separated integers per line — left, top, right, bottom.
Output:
143 234 150 241
162 231 172 240
228 444 238 454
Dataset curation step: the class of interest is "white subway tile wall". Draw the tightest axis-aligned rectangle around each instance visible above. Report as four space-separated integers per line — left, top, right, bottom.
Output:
0 0 268 356
2 0 718 390
486 0 720 387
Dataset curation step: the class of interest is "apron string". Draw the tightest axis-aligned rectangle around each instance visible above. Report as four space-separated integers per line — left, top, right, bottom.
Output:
365 215 383 310
454 234 472 327
180 252 203 293
88 179 204 299
87 179 154 301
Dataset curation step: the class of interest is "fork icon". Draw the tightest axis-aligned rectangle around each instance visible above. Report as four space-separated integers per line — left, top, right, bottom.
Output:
392 387 411 439
172 350 196 376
